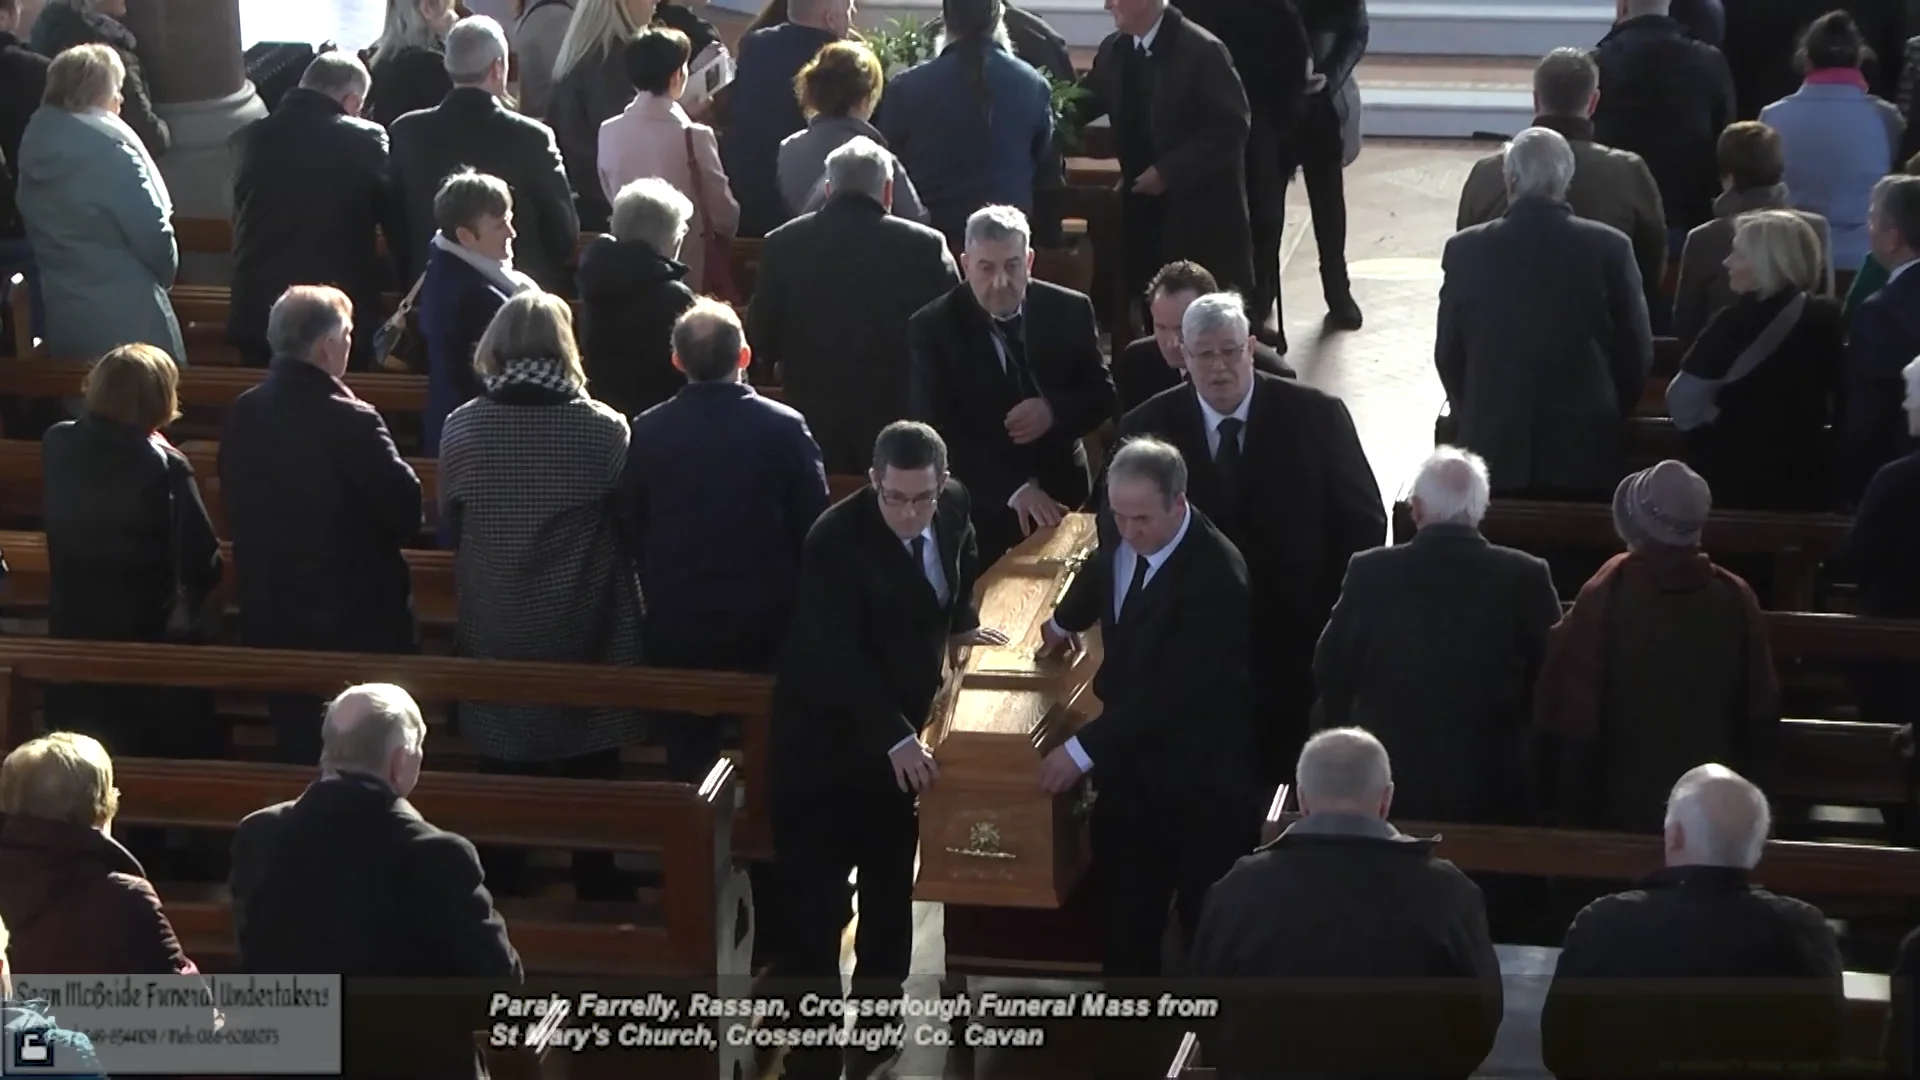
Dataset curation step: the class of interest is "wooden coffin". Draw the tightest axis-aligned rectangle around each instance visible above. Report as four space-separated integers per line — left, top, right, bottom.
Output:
916 513 1104 908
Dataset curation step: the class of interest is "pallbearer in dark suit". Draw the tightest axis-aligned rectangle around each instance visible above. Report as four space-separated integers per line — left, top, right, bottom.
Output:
1037 438 1259 978
770 422 1008 1077
1117 292 1384 788
1076 0 1257 314
1113 260 1295 416
909 205 1117 565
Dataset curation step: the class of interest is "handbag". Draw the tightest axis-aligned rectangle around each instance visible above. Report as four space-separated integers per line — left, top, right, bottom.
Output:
159 443 220 644
682 126 741 304
371 270 429 374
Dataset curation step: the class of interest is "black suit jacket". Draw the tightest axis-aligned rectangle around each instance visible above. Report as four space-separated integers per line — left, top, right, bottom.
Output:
0 32 48 239
772 481 982 792
749 194 958 474
228 88 405 367
220 359 422 653
388 87 580 291
1314 525 1562 824
232 773 521 1080
1050 504 1256 809
1111 333 1293 417
908 279 1116 554
1118 373 1384 690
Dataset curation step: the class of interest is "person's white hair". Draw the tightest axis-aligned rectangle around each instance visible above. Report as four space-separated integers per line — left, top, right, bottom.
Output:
1296 728 1392 812
371 0 449 66
610 177 693 256
1179 292 1250 346
1502 126 1577 202
1411 446 1492 527
964 204 1031 251
319 684 427 777
824 136 892 202
1732 210 1823 297
553 0 646 83
1664 764 1770 869
444 15 509 84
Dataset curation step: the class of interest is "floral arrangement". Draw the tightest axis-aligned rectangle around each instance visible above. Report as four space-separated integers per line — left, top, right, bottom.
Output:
866 17 935 77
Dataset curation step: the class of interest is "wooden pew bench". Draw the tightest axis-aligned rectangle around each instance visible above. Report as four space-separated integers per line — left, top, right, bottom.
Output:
0 637 777 859
1390 499 1853 611
114 756 750 978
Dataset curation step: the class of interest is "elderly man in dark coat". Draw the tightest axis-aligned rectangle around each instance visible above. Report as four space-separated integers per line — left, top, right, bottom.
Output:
1315 447 1562 827
1189 728 1504 1079
388 15 579 292
1437 126 1652 499
1076 0 1256 311
229 52 405 370
220 287 423 765
1118 291 1381 788
1542 765 1845 1078
749 137 958 475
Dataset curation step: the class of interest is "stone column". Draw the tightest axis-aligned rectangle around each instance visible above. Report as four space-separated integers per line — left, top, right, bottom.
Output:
123 0 267 281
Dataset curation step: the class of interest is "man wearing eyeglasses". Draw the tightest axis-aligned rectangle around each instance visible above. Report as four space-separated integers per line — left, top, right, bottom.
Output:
769 420 1008 1079
1116 292 1383 790
908 204 1116 566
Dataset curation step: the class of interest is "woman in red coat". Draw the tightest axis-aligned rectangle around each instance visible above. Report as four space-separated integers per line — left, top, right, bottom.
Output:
0 732 199 976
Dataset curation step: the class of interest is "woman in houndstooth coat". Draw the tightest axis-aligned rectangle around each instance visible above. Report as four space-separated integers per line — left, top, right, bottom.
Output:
438 291 648 775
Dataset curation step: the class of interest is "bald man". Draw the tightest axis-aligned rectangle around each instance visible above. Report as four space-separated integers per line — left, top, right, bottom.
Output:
1187 728 1502 1078
1542 765 1845 1077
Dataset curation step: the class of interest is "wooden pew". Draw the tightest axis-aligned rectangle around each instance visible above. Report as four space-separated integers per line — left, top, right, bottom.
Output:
1390 499 1853 610
0 636 776 859
0 529 457 629
112 755 750 978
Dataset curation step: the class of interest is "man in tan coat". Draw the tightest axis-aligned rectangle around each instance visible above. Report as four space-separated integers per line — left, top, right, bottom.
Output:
1457 47 1666 304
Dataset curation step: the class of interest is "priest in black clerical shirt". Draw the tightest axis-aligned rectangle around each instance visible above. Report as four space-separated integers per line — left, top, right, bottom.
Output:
768 421 1007 1080
908 204 1116 566
1118 292 1384 789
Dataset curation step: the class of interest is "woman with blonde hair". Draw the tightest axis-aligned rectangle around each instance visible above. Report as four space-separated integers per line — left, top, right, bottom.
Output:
364 0 459 126
776 39 927 221
438 293 645 905
0 733 200 977
548 0 720 230
18 44 182 365
1668 209 1845 511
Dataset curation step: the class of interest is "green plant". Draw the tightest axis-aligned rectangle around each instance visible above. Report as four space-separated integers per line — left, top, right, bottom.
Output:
1045 71 1094 153
866 16 934 75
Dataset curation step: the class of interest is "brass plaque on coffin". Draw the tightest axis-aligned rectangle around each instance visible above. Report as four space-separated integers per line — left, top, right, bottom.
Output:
916 513 1103 909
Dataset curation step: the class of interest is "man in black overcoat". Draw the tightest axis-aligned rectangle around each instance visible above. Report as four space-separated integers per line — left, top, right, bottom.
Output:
1118 291 1383 789
908 204 1115 566
229 52 406 369
1037 436 1259 979
770 421 1007 1079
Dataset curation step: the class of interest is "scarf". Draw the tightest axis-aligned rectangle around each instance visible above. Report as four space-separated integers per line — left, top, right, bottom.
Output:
1533 549 1778 741
429 232 538 297
74 106 169 215
1804 67 1870 91
480 355 582 397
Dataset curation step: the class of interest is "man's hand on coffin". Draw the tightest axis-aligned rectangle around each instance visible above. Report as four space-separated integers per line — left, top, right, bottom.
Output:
951 626 1012 647
890 738 940 793
1011 485 1067 535
1036 619 1079 661
1037 744 1086 795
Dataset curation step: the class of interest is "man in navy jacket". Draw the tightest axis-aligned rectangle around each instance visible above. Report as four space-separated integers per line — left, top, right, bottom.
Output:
620 298 830 780
1839 175 1920 506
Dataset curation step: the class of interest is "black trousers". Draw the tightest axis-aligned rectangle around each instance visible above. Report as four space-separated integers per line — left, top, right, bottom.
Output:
1282 100 1352 310
1246 113 1289 332
642 617 785 783
478 747 627 901
1093 789 1256 978
773 772 919 997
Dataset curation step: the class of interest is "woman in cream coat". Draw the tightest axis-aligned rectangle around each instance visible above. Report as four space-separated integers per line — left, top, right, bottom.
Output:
598 26 738 294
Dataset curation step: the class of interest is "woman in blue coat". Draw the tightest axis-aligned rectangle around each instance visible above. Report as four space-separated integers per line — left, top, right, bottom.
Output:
416 169 536 458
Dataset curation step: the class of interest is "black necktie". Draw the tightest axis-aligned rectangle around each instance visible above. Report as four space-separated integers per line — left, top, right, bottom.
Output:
996 315 1036 400
1215 416 1245 503
1118 551 1150 622
910 535 927 578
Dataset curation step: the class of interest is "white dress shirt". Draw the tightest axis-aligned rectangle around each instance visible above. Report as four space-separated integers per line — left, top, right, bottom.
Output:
1196 385 1252 458
891 525 950 755
1058 505 1193 772
1134 10 1165 52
